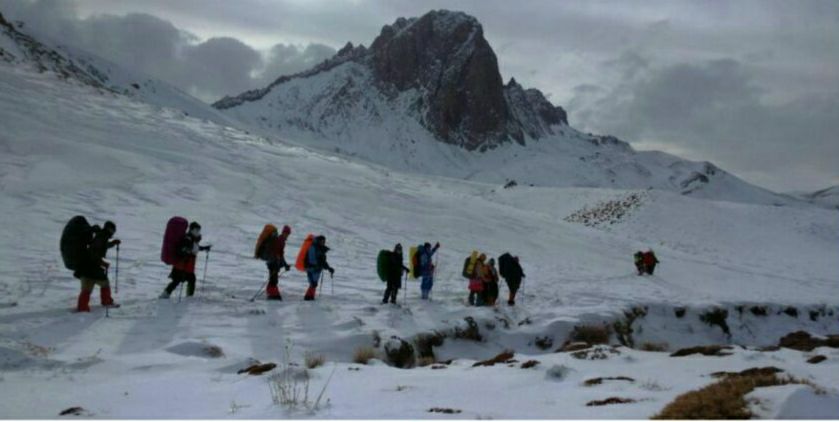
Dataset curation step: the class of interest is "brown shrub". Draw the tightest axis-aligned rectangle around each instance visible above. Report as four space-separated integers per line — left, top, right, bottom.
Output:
473 350 514 367
653 373 806 419
584 376 635 386
572 345 621 360
203 345 225 358
238 362 277 375
353 346 377 365
586 397 636 406
417 356 436 367
670 345 733 357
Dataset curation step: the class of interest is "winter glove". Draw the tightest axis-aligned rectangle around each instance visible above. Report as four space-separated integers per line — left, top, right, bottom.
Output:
199 245 212 252
328 267 335 276
110 239 121 247
435 242 440 248
285 264 291 272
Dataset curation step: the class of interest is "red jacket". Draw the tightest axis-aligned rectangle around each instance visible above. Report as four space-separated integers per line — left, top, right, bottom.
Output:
642 252 658 266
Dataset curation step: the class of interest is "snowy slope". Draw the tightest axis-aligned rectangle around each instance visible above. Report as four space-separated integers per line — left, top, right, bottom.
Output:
793 185 839 210
0 12 240 128
1 47 839 418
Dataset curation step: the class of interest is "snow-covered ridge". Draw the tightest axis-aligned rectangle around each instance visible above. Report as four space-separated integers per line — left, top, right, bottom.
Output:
211 10 794 206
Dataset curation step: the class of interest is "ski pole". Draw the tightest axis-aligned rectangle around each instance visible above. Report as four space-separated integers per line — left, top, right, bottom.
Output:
331 272 334 296
177 281 185 303
319 272 324 296
115 244 120 295
403 272 407 303
105 266 110 318
201 249 210 294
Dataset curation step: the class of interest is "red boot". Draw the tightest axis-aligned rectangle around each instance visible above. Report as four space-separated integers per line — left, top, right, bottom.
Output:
101 287 119 307
304 286 316 301
76 289 92 312
266 285 282 301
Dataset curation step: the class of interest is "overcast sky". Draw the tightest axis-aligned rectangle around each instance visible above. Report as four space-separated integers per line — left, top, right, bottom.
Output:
2 0 837 192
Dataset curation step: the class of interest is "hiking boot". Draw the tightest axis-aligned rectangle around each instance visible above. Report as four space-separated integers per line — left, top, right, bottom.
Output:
76 289 92 312
507 300 515 306
267 294 283 301
159 291 171 299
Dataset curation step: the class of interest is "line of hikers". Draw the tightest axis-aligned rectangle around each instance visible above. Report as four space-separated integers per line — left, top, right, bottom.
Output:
59 215 659 313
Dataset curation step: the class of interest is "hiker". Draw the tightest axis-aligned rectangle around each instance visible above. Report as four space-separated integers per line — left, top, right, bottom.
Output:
634 251 645 275
75 221 121 312
304 235 334 301
467 253 486 306
160 222 211 298
483 258 500 306
641 249 659 275
259 225 291 300
498 254 525 306
383 244 410 304
418 242 440 300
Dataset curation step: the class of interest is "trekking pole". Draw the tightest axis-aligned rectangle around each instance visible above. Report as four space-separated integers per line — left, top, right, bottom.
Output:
105 266 110 319
177 282 185 303
115 244 120 295
201 249 210 294
249 280 268 302
331 272 334 296
319 272 324 296
403 272 407 303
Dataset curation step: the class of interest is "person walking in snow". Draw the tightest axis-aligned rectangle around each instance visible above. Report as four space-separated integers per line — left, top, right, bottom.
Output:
483 258 500 306
304 235 334 301
261 225 291 300
641 249 659 275
75 221 121 312
634 251 645 275
418 242 440 300
499 255 525 306
160 222 211 298
467 254 486 306
383 244 410 304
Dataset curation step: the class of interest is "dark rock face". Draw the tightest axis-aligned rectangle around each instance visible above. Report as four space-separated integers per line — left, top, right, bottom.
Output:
369 10 510 150
214 10 570 152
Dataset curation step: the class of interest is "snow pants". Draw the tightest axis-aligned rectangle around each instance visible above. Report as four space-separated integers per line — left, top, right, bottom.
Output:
420 274 433 299
165 269 196 296
383 277 401 303
305 270 321 300
266 260 283 298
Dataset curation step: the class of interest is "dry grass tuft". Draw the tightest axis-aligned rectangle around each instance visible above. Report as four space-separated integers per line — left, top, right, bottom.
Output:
570 324 611 345
710 366 782 379
807 355 827 364
473 350 515 367
584 376 635 386
520 360 540 369
353 346 377 365
670 345 733 357
305 353 326 369
639 342 669 352
586 397 636 406
653 372 815 419
417 356 436 367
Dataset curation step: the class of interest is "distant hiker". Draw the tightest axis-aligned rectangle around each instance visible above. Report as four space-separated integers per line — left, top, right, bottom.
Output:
467 253 486 306
73 220 120 312
382 244 409 304
417 242 440 300
160 222 211 298
498 253 525 306
304 235 334 301
483 258 500 306
255 225 291 300
634 251 645 275
641 250 659 275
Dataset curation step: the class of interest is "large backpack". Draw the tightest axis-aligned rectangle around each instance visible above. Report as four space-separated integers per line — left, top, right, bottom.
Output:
255 224 278 260
498 252 514 279
410 246 421 279
462 250 479 278
376 250 393 282
60 215 93 271
161 216 189 265
295 234 314 271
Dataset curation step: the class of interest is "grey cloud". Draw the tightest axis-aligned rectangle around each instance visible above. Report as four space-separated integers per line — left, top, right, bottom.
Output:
0 0 336 102
571 55 839 191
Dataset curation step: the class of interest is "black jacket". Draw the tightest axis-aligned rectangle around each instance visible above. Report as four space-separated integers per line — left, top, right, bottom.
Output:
76 231 117 280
